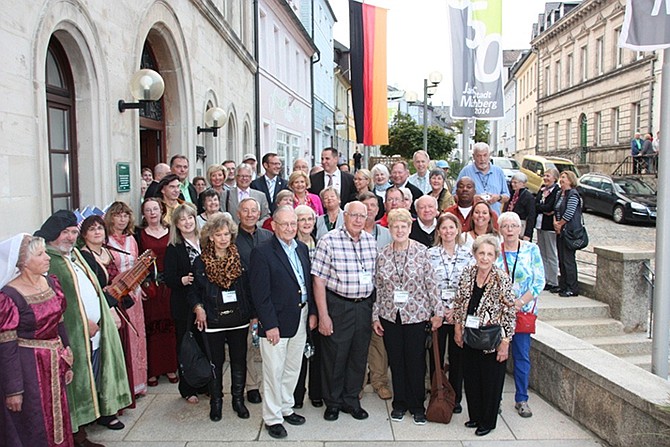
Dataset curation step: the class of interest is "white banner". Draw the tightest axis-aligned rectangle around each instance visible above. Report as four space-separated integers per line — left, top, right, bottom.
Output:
448 0 504 120
620 0 670 51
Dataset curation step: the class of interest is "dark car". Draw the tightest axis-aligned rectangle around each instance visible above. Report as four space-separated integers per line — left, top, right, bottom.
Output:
577 173 656 224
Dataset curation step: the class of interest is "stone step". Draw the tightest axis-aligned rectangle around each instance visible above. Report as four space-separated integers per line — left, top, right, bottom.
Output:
537 294 611 321
582 333 653 357
548 318 625 338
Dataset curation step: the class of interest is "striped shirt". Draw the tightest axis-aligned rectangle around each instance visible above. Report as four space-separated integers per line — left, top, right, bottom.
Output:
311 227 377 299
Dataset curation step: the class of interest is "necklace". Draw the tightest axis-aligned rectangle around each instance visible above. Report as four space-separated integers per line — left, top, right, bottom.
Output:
19 274 46 294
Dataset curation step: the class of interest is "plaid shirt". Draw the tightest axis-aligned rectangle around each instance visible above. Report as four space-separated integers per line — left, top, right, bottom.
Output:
311 227 377 299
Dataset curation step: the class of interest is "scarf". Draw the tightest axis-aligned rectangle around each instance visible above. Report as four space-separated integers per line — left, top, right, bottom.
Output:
201 240 242 290
508 189 520 211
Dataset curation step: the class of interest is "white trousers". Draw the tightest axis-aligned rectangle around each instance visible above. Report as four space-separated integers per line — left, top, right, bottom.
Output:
260 306 308 425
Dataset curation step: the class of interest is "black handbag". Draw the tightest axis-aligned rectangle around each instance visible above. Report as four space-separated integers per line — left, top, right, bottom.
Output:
563 226 588 250
463 324 502 351
179 317 215 389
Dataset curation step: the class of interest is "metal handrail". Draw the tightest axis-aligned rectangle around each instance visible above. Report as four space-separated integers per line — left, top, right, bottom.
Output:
612 154 658 177
642 261 656 339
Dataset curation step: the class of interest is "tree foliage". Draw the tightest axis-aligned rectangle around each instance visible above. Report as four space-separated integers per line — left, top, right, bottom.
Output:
451 119 490 144
381 112 456 160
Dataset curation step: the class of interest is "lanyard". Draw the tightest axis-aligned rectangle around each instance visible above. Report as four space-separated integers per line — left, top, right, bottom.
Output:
391 246 409 289
439 246 459 288
501 242 521 283
476 170 490 192
350 237 367 271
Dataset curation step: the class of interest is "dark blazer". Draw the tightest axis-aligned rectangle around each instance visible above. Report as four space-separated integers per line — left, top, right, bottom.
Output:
250 175 289 213
503 187 536 239
164 242 196 320
308 170 357 207
399 181 424 214
249 237 315 338
533 184 560 231
409 220 435 247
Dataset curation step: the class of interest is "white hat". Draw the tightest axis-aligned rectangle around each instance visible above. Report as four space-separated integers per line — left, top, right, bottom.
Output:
242 153 257 162
0 233 29 289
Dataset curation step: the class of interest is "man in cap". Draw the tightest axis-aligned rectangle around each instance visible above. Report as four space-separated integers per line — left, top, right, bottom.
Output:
36 210 131 447
243 153 258 180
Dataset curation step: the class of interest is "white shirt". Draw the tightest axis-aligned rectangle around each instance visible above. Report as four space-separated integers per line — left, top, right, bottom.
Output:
324 169 342 195
69 258 102 350
418 219 437 234
409 172 431 194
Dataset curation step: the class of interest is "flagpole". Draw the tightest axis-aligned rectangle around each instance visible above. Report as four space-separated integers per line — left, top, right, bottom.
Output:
651 48 670 378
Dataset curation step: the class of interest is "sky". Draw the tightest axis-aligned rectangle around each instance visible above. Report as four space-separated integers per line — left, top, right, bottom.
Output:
329 0 549 105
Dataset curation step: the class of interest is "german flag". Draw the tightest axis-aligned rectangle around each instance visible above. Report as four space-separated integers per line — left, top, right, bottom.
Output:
349 0 388 146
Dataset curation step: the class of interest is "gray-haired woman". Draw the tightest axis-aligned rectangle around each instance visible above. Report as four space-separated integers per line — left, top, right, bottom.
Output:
502 172 535 240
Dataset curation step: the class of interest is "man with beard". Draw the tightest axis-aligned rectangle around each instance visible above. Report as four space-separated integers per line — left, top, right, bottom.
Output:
35 210 130 447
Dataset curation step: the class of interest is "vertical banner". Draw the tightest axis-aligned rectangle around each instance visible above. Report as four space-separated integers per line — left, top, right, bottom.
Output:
619 0 670 51
349 0 389 145
448 0 503 120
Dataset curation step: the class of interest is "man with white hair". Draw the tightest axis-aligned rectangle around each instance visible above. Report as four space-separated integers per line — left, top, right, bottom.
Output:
408 150 432 194
453 142 509 214
409 195 439 247
222 163 270 225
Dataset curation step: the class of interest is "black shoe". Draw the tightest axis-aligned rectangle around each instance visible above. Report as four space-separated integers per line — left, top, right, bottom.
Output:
284 413 306 426
311 398 324 408
265 423 287 439
247 389 262 404
341 406 369 420
324 406 339 421
475 427 492 436
544 284 553 291
209 398 222 422
550 286 562 294
413 412 427 425
464 420 478 428
390 409 405 422
97 415 125 430
293 402 303 409
453 403 462 414
232 398 250 419
559 290 578 297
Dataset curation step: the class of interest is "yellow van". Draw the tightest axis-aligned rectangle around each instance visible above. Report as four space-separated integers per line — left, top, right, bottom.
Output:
520 155 580 194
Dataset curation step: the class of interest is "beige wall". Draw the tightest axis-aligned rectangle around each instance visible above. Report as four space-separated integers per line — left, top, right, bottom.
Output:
515 51 538 159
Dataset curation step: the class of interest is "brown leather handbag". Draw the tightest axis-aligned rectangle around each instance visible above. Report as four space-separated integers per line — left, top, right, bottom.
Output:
426 330 457 424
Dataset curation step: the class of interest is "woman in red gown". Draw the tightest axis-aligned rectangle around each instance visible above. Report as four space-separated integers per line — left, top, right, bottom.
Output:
0 234 74 447
138 198 178 386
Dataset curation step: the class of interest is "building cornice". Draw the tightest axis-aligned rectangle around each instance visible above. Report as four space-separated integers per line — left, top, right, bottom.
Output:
531 0 618 47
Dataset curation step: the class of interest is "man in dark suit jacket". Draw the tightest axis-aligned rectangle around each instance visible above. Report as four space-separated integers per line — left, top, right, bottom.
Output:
390 159 424 204
409 195 439 247
249 206 317 439
308 147 356 208
251 153 289 213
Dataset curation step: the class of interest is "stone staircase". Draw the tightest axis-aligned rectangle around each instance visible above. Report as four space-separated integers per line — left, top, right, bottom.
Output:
538 292 659 371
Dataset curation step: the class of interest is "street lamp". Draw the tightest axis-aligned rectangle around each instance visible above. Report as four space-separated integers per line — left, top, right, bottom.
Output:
407 71 442 151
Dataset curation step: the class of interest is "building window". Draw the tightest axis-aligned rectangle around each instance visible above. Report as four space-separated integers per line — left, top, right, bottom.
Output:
545 65 551 96
273 26 280 73
554 122 560 148
579 113 588 148
595 112 602 146
596 37 604 75
46 37 78 212
632 102 642 132
567 53 574 87
555 60 561 92
615 28 623 67
566 119 572 149
276 129 301 178
581 46 588 81
612 107 620 144
544 124 549 151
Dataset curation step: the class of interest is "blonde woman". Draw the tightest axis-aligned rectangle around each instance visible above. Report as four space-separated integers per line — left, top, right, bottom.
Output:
289 170 323 216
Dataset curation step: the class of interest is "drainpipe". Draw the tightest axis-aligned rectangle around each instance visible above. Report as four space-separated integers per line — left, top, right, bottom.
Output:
253 0 261 163
310 0 320 165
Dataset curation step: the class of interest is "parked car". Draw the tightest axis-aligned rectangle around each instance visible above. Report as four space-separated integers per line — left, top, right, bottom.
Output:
520 155 581 194
577 173 656 224
491 157 520 193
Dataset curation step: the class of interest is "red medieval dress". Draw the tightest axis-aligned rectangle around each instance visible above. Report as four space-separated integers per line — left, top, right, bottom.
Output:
0 276 74 447
138 229 177 378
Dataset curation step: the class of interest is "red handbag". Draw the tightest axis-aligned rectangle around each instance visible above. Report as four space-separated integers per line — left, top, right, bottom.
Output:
515 299 537 334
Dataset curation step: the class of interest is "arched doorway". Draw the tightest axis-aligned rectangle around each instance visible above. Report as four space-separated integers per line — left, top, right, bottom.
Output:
46 37 78 211
139 43 166 171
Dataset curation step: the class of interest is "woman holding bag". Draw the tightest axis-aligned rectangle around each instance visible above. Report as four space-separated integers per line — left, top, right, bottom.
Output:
454 235 516 437
553 171 584 297
495 212 545 419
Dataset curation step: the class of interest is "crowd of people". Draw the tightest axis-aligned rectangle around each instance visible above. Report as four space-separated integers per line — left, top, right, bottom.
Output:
1 143 588 445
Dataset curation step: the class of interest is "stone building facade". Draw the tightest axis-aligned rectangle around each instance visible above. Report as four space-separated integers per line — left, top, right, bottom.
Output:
514 50 539 159
0 0 256 239
533 0 663 174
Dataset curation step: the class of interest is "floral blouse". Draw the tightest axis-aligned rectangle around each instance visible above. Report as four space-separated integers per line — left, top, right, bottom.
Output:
427 244 474 308
494 241 545 315
454 265 516 339
374 240 444 324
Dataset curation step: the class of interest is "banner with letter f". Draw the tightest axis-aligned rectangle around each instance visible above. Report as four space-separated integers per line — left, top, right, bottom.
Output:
448 0 503 120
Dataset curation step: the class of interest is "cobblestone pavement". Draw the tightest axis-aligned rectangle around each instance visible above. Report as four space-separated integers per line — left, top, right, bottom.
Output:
575 212 656 279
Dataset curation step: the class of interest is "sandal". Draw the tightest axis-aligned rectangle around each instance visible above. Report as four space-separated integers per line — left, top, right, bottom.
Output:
185 395 199 404
167 374 179 384
97 415 125 430
148 377 159 387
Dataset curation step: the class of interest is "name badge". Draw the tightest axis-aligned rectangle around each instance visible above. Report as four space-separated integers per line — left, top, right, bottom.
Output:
441 289 456 308
465 315 480 328
359 271 372 285
221 291 237 304
393 290 409 304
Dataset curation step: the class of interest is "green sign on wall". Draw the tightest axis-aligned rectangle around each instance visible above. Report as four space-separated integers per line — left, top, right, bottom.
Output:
116 162 131 193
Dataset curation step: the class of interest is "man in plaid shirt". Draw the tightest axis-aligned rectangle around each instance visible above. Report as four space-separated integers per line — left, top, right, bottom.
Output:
311 201 377 422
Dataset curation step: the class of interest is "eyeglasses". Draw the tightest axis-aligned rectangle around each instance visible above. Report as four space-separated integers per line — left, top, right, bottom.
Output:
236 175 252 179
499 224 520 229
297 217 315 223
345 212 367 220
275 221 298 229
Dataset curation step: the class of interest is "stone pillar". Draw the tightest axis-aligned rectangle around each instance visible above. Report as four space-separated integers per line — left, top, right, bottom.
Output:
593 246 654 332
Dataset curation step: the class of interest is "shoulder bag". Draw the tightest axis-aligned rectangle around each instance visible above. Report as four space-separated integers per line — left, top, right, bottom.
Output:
463 324 502 351
515 299 537 334
179 316 215 389
426 330 456 424
562 191 589 250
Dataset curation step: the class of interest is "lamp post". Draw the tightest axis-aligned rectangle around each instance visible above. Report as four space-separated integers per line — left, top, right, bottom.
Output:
407 71 442 152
